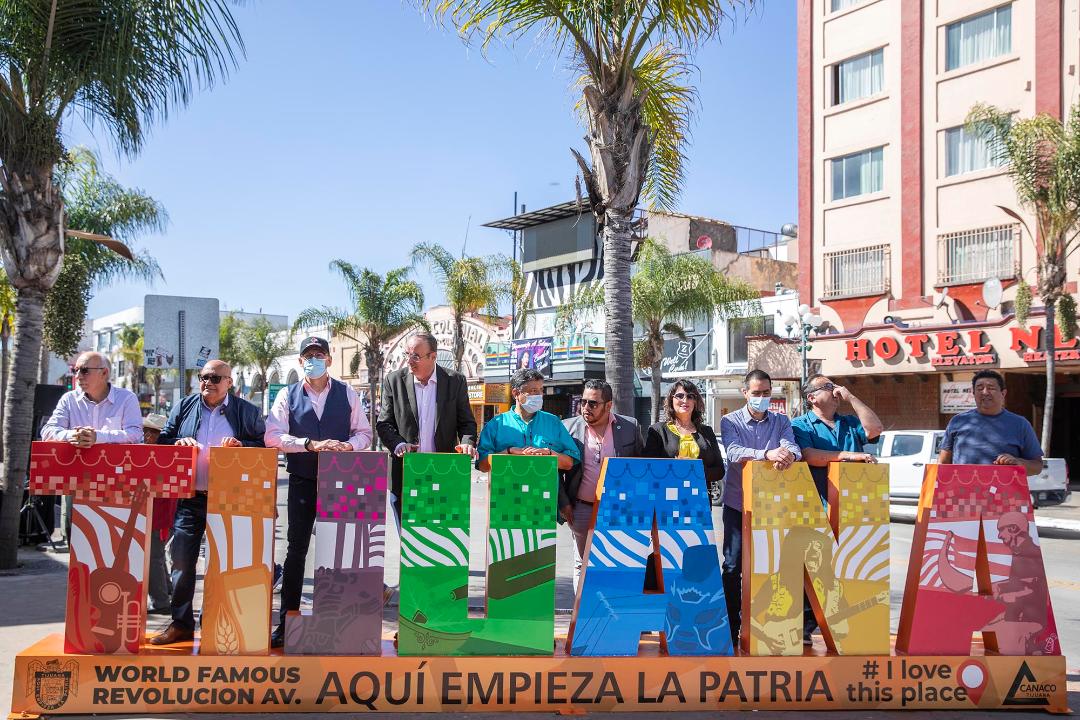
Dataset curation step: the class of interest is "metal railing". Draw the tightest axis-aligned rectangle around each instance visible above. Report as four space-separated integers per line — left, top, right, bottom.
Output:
823 244 891 299
936 223 1019 285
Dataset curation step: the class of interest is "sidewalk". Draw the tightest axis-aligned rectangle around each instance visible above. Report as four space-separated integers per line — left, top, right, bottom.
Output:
890 483 1080 537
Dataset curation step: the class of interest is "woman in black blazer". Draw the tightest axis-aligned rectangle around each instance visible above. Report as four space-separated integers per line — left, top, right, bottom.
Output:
643 380 725 506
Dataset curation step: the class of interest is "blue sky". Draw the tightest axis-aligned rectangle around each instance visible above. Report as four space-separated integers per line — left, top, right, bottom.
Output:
72 2 796 322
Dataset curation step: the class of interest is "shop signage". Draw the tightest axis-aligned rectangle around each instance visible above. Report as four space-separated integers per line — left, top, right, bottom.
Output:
940 382 976 414
843 325 1080 368
468 383 484 403
484 383 511 404
511 338 553 377
769 397 787 415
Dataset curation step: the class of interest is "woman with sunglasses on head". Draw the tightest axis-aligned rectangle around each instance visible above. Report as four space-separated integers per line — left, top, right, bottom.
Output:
643 380 725 506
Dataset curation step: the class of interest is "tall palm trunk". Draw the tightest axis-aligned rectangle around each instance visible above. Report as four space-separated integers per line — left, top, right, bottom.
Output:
650 360 663 425
0 288 47 567
452 311 465 374
603 209 636 417
365 346 383 445
1042 298 1056 455
0 320 9 457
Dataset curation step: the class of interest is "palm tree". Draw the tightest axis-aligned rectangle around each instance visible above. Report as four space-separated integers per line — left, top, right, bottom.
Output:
0 1 243 568
293 262 427 434
218 313 248 369
410 242 508 372
561 239 760 423
417 0 750 414
238 318 291 406
968 102 1080 454
0 272 15 456
116 324 144 394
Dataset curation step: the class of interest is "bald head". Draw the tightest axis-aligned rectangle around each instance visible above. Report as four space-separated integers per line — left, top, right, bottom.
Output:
198 359 233 407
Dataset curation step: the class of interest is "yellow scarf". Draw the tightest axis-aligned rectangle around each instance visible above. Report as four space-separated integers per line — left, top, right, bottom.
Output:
666 423 700 459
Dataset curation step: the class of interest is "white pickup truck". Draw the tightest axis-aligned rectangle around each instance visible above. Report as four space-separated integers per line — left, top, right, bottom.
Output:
863 429 1070 506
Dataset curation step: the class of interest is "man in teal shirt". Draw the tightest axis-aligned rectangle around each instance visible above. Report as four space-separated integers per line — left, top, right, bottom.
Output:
791 373 883 500
477 368 580 472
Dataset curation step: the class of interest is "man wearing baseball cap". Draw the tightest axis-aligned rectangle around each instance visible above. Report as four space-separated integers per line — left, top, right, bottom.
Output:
265 335 373 648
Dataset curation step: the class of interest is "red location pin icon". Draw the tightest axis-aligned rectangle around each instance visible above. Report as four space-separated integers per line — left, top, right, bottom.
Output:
958 660 988 705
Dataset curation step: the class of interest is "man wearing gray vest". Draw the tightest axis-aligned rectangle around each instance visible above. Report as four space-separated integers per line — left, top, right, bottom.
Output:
265 336 372 648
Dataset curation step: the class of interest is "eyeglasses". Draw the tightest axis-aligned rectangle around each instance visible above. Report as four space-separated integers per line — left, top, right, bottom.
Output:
672 392 698 401
301 352 327 361
580 399 607 409
406 352 432 363
199 374 229 385
73 367 106 376
809 383 835 395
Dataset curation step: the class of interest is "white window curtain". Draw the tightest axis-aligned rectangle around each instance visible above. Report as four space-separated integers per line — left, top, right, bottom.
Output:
828 247 887 297
831 147 884 201
831 0 863 11
835 49 884 105
945 124 1002 176
945 227 1014 283
946 5 1011 71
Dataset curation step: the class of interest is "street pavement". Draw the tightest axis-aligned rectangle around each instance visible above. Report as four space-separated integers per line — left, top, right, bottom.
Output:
2 469 1078 718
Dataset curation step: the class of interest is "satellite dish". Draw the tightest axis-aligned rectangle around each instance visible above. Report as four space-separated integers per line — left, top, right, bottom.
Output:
982 277 1003 309
695 235 713 250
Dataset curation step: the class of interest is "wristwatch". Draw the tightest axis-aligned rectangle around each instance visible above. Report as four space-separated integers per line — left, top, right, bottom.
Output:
304 438 314 452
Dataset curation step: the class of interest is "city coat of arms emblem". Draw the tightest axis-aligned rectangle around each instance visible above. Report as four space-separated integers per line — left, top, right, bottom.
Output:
27 659 79 710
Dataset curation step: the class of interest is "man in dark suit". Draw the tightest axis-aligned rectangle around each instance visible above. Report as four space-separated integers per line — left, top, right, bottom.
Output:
561 379 644 588
376 332 478 520
149 359 266 646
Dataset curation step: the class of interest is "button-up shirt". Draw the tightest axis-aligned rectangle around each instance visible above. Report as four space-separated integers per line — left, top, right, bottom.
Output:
413 372 438 453
265 378 372 452
41 385 142 444
194 395 234 492
719 406 802 512
476 407 581 466
579 417 614 502
791 411 869 498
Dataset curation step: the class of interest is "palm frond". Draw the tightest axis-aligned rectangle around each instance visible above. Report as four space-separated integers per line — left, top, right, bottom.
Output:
635 45 695 210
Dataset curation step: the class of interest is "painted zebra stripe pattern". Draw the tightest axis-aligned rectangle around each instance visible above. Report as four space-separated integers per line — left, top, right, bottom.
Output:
401 527 470 568
487 529 557 563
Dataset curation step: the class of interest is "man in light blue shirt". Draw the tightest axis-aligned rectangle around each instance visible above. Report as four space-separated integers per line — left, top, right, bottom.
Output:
718 369 801 646
41 351 142 551
940 369 1042 474
476 368 580 473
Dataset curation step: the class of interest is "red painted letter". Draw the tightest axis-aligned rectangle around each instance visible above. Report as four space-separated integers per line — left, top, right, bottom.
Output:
937 331 961 356
968 330 991 354
845 338 870 362
905 333 930 358
1010 326 1041 351
875 336 900 360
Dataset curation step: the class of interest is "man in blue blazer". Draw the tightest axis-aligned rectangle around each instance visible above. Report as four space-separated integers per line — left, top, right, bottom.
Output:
149 359 266 646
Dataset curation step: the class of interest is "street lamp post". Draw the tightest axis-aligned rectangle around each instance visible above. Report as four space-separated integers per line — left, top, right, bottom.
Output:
783 304 824 413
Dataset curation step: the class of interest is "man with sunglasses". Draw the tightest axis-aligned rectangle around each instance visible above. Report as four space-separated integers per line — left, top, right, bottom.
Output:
42 351 143 551
376 332 477 521
560 379 643 588
265 335 373 648
790 373 882 646
149 360 266 646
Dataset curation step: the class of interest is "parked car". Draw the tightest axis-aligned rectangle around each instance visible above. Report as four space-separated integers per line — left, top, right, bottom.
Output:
862 429 1069 506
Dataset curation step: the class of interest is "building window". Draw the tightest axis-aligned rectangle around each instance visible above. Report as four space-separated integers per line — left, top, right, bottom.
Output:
830 0 864 11
937 224 1019 285
944 122 1004 176
831 48 884 106
946 5 1011 71
830 147 884 201
727 316 775 364
823 244 891 298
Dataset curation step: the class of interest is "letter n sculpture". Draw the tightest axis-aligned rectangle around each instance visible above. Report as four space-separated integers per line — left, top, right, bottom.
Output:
398 453 557 655
897 464 1060 656
286 451 389 655
29 442 197 654
201 447 278 655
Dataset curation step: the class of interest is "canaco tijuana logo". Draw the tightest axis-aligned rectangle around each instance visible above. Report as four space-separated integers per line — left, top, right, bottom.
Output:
1003 661 1053 707
28 659 79 710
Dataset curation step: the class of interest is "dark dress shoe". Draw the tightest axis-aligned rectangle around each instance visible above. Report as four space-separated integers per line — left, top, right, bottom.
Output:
270 624 285 649
149 623 194 646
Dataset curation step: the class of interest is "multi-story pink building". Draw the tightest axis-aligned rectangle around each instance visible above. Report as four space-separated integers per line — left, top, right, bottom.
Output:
776 0 1080 465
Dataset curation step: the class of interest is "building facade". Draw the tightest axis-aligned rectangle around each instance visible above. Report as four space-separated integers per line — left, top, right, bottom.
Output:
794 0 1080 469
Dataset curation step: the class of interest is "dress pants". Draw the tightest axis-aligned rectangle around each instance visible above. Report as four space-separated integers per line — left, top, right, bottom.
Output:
279 475 317 625
721 504 743 647
169 493 208 631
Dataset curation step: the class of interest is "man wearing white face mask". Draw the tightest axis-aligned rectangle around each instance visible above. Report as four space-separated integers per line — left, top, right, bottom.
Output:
476 368 579 474
265 335 373 648
718 369 801 646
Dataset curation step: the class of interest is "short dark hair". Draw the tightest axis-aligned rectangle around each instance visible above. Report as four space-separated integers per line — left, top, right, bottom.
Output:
510 368 544 392
743 369 772 388
664 380 705 427
972 369 1005 391
582 379 613 402
803 372 830 398
410 332 438 354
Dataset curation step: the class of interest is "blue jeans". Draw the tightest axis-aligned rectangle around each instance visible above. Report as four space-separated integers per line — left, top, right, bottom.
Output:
721 504 742 647
168 493 208 631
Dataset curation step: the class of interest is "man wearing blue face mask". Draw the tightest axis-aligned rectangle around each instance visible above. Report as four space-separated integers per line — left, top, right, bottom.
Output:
476 368 580 474
719 369 801 647
265 335 373 648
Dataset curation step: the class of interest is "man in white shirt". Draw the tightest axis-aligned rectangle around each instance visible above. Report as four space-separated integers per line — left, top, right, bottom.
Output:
264 336 373 648
41 351 142 549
